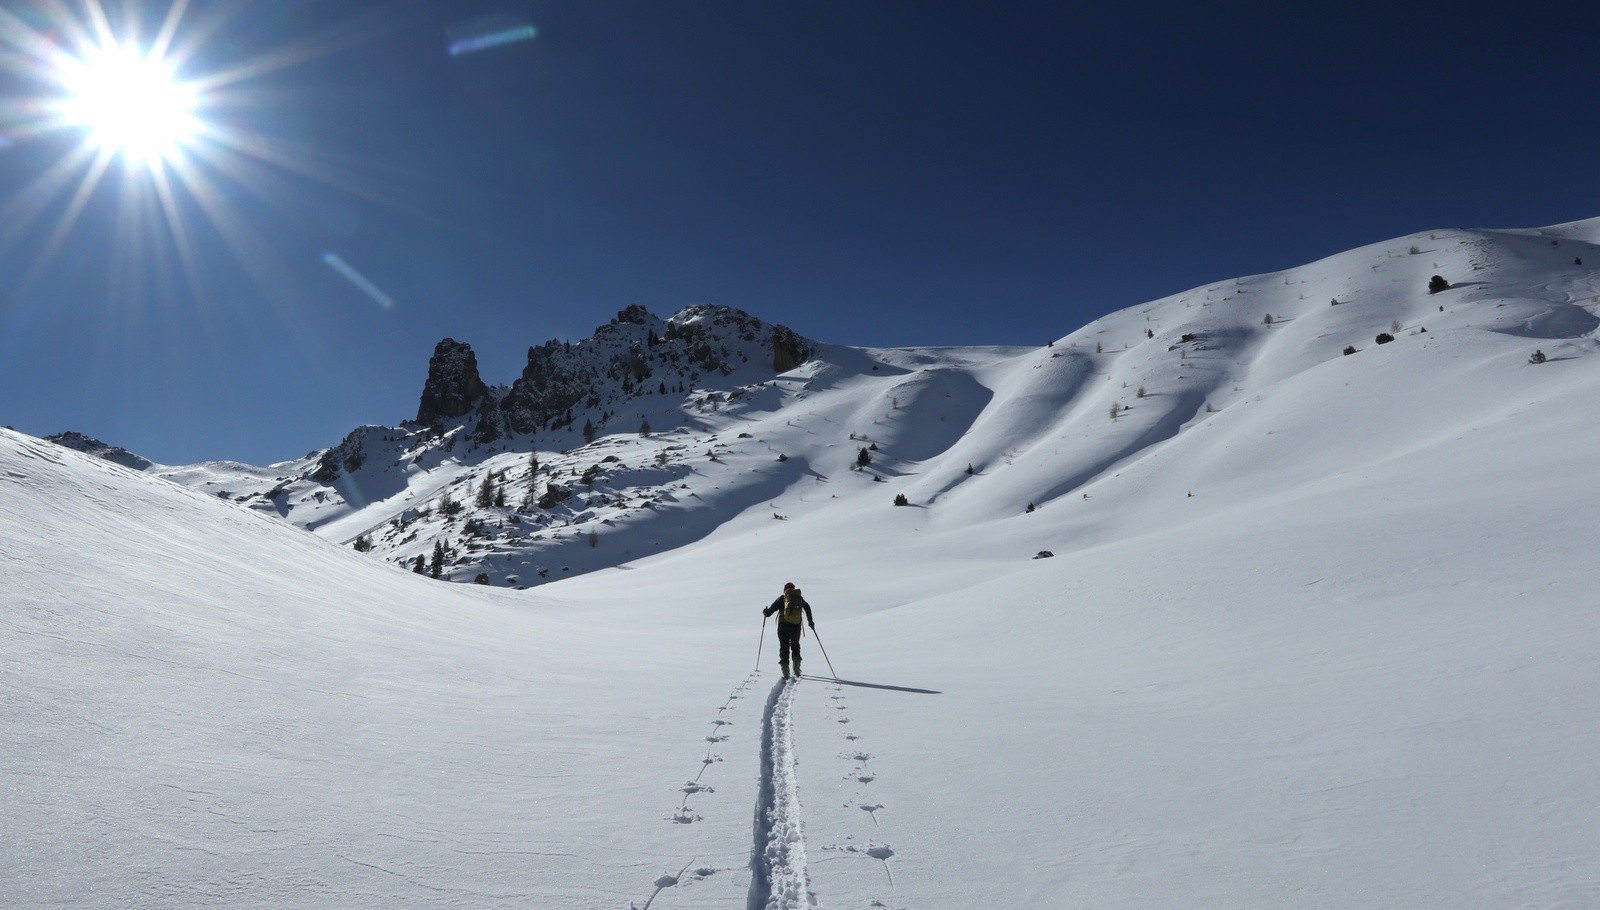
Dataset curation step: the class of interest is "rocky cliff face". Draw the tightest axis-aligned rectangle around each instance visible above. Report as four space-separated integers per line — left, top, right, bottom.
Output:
772 324 814 373
496 304 814 437
415 339 489 426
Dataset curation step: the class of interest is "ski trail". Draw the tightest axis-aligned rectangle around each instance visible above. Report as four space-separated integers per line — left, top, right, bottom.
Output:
748 679 814 910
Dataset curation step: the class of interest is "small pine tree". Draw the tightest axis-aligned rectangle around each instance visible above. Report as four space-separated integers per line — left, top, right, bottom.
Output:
1025 502 1036 513
1343 345 1358 356
639 418 652 437
856 447 871 467
439 492 463 518
583 419 597 443
1263 313 1274 325
430 540 446 578
893 493 909 506
475 474 495 509
1109 402 1122 420
965 463 975 475
1428 275 1449 294
1529 349 1547 364
353 535 372 553
413 555 426 574
1136 386 1147 399
1375 333 1395 345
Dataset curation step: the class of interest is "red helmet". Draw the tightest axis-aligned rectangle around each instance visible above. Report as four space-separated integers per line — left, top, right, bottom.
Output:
783 582 796 591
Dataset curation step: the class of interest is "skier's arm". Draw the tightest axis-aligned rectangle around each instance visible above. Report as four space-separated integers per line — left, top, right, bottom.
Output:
802 600 815 627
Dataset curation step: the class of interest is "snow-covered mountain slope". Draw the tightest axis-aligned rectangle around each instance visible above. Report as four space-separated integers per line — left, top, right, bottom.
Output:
145 219 1600 594
8 216 1600 908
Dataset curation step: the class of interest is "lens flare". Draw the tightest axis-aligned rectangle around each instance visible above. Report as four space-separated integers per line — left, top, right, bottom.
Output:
447 17 536 57
322 252 396 309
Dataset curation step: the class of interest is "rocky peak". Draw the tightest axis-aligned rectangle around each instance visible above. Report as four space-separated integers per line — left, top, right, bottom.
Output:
46 431 153 471
416 338 489 425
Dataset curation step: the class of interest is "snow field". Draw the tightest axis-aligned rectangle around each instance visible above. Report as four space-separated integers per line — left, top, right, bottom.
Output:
8 216 1600 907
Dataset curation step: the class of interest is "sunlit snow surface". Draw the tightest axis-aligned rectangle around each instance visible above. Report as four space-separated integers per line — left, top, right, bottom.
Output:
6 218 1600 908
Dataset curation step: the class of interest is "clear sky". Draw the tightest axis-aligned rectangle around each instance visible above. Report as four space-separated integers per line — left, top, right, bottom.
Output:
1 0 1595 465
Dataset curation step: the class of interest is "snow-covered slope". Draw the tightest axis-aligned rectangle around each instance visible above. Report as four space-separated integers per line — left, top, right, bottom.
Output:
133 221 1600 595
7 216 1600 908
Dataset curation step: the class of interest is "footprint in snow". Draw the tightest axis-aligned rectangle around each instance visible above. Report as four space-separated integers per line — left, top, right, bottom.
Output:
681 782 713 795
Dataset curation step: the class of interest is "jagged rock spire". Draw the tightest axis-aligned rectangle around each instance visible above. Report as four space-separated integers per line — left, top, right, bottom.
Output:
416 338 489 425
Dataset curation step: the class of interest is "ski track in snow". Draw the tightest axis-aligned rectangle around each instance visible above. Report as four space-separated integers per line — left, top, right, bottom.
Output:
640 673 897 910
748 678 814 910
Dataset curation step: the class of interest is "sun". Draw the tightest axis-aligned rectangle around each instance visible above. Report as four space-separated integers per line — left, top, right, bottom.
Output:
54 39 201 167
0 0 391 303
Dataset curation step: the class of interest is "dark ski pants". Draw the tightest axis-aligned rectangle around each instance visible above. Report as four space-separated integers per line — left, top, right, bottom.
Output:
777 622 803 668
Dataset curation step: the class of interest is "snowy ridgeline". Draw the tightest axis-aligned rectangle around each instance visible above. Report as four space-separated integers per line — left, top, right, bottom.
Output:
131 221 1600 593
6 216 1600 908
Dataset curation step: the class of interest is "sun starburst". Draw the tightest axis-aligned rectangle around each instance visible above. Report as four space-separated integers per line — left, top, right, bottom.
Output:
0 0 393 304
53 38 200 167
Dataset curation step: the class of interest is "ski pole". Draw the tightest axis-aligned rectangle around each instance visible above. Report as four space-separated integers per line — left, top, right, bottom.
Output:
756 614 768 672
809 625 838 679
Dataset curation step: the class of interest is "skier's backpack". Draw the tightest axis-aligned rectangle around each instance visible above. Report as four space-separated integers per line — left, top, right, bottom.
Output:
781 592 803 623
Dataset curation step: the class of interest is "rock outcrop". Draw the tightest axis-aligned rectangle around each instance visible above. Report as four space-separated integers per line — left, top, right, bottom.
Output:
415 339 489 426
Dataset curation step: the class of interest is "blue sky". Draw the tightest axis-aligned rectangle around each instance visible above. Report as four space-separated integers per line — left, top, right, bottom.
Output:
1 0 1595 465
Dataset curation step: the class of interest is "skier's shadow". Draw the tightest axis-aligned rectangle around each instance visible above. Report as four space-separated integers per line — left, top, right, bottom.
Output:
806 676 941 695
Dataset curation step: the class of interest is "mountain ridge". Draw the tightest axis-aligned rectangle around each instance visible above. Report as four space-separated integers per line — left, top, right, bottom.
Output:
39 217 1600 589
